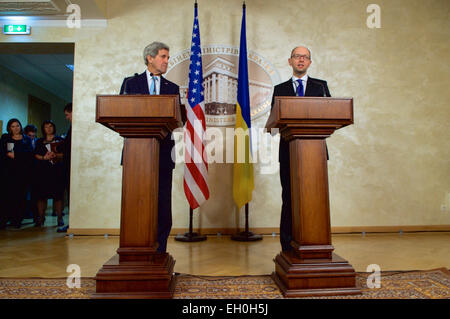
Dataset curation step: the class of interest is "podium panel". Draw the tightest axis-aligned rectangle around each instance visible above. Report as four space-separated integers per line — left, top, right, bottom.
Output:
93 95 181 299
266 97 361 297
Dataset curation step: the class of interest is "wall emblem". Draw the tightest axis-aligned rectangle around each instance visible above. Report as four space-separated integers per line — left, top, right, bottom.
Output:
165 45 280 127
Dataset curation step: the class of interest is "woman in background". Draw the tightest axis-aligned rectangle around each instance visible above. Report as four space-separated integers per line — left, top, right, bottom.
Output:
34 120 65 227
0 131 5 229
0 119 33 229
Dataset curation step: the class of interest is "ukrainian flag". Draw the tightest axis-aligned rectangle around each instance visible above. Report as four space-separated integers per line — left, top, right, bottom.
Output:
233 3 254 209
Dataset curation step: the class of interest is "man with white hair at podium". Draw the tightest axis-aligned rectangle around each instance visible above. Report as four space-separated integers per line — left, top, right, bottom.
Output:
120 41 180 253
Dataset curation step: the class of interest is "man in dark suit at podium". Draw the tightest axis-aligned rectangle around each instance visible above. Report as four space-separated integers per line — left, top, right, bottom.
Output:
271 46 331 252
120 41 179 253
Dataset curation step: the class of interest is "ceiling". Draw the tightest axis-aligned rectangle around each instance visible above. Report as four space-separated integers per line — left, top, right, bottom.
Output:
0 52 74 101
0 43 74 102
0 0 106 19
0 1 104 102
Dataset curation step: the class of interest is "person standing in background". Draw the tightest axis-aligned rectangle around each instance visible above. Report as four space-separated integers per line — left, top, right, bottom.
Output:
0 131 7 229
63 103 72 209
33 120 65 227
24 125 37 150
0 119 33 229
24 124 38 222
57 103 72 233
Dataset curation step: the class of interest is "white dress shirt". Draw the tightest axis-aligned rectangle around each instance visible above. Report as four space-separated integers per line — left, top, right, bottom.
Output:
291 74 308 96
146 69 160 95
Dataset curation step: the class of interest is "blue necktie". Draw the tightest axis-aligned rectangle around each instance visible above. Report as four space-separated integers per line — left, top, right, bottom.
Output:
150 76 157 95
296 79 304 97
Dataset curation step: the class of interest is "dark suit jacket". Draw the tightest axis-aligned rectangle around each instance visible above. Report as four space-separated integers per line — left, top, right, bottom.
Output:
271 76 331 163
120 72 180 170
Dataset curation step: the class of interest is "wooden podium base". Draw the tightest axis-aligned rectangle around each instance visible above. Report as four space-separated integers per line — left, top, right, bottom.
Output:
272 251 361 297
92 253 176 299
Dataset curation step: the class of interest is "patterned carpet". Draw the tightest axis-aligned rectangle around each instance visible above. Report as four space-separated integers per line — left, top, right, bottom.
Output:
0 268 449 299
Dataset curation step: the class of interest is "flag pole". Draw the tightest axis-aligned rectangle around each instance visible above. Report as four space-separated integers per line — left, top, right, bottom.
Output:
175 207 207 242
231 203 262 241
176 0 207 243
231 1 262 242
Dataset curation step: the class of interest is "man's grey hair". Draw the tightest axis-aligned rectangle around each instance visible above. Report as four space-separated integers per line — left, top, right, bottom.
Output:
143 42 169 65
290 46 312 60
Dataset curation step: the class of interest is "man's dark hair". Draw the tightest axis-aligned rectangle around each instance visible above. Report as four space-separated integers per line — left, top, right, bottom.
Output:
64 103 72 113
24 124 37 134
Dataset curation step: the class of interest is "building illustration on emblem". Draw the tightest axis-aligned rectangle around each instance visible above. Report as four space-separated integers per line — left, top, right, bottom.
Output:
167 45 280 127
203 57 237 116
179 57 272 120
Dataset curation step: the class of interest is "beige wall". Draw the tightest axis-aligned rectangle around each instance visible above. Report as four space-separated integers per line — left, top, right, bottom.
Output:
2 0 448 231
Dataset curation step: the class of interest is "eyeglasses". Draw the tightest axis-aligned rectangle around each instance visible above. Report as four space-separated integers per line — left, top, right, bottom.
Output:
291 54 310 61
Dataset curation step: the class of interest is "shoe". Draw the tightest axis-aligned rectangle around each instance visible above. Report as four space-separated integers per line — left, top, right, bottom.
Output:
57 225 69 233
57 219 64 227
10 224 22 230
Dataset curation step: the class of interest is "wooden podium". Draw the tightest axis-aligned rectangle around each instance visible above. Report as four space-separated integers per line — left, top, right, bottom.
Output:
266 97 361 297
93 95 182 299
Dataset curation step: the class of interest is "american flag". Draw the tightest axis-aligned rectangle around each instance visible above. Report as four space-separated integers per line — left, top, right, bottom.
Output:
184 3 209 209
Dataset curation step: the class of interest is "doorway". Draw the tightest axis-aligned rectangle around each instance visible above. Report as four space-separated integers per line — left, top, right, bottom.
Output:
0 42 74 230
28 95 51 138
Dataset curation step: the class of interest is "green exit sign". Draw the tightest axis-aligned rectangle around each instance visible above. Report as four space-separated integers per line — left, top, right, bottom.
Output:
3 25 31 35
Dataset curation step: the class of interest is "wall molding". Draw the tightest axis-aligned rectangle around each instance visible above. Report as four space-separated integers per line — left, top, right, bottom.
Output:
67 225 450 236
